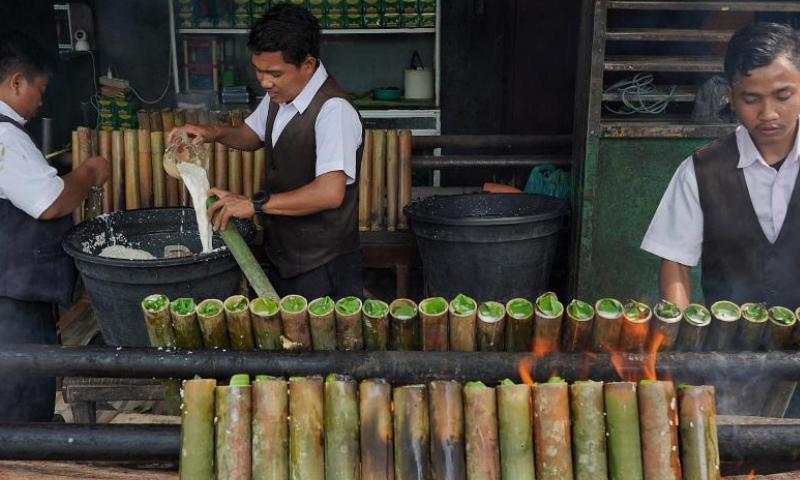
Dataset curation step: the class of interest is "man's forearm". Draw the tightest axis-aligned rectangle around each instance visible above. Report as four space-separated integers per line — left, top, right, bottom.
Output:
263 172 346 217
214 124 264 152
659 259 692 309
38 168 94 220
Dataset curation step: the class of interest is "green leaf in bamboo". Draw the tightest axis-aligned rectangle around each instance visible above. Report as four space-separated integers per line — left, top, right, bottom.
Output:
282 295 307 313
252 297 279 316
308 296 337 351
563 299 595 353
362 299 390 351
171 298 196 316
497 380 535 480
463 382 501 480
505 298 534 352
535 292 563 317
324 374 360 480
224 295 255 350
394 384 430 480
620 300 652 353
336 297 364 351
604 382 644 480
196 299 230 349
170 297 203 349
390 298 420 351
676 303 712 352
289 376 324 480
678 385 720 480
420 297 448 315
570 380 607 480
638 380 681 480
420 297 449 351
179 377 216 480
252 375 288 480
737 302 769 350
450 293 476 316
363 298 388 317
142 294 178 348
144 294 169 312
449 294 477 352
533 378 573 480
360 379 394 480
534 292 564 354
215 375 252 480
477 301 505 352
429 380 466 480
592 298 624 352
249 297 283 351
763 306 797 351
309 296 334 316
650 299 682 352
336 296 362 316
705 300 741 351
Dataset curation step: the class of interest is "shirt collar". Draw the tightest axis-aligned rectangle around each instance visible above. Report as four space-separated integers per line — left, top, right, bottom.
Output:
736 118 800 169
0 99 27 125
282 61 328 115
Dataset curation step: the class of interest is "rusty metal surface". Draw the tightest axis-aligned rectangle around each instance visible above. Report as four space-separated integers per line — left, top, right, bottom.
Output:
601 122 736 138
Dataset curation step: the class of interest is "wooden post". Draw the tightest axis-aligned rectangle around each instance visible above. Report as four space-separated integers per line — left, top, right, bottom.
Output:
124 129 141 210
370 130 386 231
358 130 373 231
385 130 399 232
98 130 113 214
398 130 413 230
151 131 166 207
137 129 153 208
111 130 125 212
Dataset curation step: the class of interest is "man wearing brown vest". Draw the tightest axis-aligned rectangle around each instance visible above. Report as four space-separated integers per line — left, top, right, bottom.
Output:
172 5 364 299
642 22 800 310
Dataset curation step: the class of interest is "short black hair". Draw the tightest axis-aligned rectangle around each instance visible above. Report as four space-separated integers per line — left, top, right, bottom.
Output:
0 32 57 82
248 4 320 66
724 22 800 84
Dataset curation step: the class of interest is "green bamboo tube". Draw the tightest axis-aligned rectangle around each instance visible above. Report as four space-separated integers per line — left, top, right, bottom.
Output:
229 147 243 194
385 129 399 231
676 304 711 352
704 301 741 351
477 301 505 352
161 108 174 133
735 302 768 350
619 300 652 353
370 129 386 231
170 298 203 349
463 382 500 480
794 307 800 348
250 297 283 351
111 130 125 212
604 382 644 480
252 375 289 480
141 294 177 348
397 130 412 230
307 296 336 351
650 300 682 352
419 297 449 351
363 299 390 351
505 298 534 352
253 148 266 193
224 295 255 349
151 131 167 207
762 306 796 350
533 378 573 480
243 150 254 198
137 129 153 208
360 379 394 480
124 128 141 210
149 110 163 132
203 143 215 188
98 130 113 213
393 384 430 480
591 298 624 352
179 377 216 480
497 380 535 480
280 295 311 351
290 376 325 480
324 374 360 480
215 142 229 190
638 381 681 480
534 292 564 353
449 294 477 352
216 374 252 480
678 386 720 480
172 108 185 127
429 380 466 480
390 298 420 351
358 130 373 232
336 296 364 351
197 299 230 349
570 380 607 480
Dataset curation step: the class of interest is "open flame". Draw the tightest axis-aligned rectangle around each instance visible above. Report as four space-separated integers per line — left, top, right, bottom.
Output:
747 470 756 479
518 336 559 385
610 329 665 382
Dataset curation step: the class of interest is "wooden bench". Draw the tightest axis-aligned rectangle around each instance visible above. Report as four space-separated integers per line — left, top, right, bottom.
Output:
62 377 165 424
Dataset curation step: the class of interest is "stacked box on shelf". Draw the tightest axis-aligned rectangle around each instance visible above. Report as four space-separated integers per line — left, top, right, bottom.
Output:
362 0 381 28
325 0 345 28
252 0 269 18
344 0 363 28
307 0 326 24
233 0 251 28
175 0 197 28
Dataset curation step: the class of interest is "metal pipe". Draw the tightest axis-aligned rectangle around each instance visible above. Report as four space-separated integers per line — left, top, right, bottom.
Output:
41 117 54 155
411 155 571 170
412 134 573 150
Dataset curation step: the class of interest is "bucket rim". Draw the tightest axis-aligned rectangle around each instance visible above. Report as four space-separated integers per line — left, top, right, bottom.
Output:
403 193 570 227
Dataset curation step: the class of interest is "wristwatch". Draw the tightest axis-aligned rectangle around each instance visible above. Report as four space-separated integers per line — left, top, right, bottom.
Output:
252 190 270 215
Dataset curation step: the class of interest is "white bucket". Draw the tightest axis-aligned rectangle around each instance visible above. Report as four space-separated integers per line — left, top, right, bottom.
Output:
404 68 434 100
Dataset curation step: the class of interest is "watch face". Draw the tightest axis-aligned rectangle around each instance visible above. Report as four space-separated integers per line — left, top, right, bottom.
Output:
253 191 267 202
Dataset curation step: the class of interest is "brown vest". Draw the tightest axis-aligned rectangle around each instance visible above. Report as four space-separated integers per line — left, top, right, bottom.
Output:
262 75 364 278
693 132 800 307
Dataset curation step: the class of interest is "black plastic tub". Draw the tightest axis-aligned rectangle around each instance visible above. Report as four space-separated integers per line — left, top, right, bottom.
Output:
403 193 569 303
63 208 242 347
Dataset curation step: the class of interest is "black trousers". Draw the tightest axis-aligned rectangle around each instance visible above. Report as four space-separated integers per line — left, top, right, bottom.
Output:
267 251 363 299
0 297 57 422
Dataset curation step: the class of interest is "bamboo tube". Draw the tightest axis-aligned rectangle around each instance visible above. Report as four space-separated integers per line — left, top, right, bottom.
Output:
71 130 81 221
179 377 216 480
169 298 203 349
336 296 364 351
324 374 360 480
224 295 255 349
308 296 337 351
249 297 283 351
173 108 186 127
137 110 151 131
229 147 243 194
736 302 769 350
463 382 500 480
161 108 174 133
253 148 266 193
619 300 652 353
141 294 178 348
477 301 506 352
398 130 412 230
196 299 230 349
151 131 166 207
370 129 386 231
678 386 720 480
505 298 534 352
216 374 252 480
638 381 681 480
185 108 198 125
167 175 181 207
289 376 325 480
533 378 573 480
198 108 210 125
562 299 596 353
449 294 477 352
605 382 644 480
252 376 289 480
393 385 430 480
389 298 420 351
149 110 163 132
676 304 712 352
360 379 394 480
534 292 564 353
419 297 449 351
497 380 535 480
280 295 311 351
762 306 796 350
174 111 189 207
704 301 741 351
570 380 608 480
111 130 125 212
591 298 624 352
363 299 390 351
124 129 141 209
647 300 681 352
137 129 153 208
243 150 254 198
203 143 215 189
215 142 229 190
429 380 466 480
385 129 399 231
76 127 92 221
358 130 373 231
98 130 112 213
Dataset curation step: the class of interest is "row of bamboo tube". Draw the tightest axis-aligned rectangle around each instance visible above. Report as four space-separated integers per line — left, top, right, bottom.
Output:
180 374 720 480
358 129 414 232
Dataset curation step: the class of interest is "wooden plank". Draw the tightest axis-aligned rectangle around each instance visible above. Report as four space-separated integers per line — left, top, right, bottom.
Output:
600 120 736 138
604 55 723 72
602 84 698 102
0 461 177 480
608 1 800 12
606 28 734 42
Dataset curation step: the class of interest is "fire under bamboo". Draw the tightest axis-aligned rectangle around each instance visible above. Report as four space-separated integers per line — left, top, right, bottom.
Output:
393 384 430 480
497 380 535 480
289 376 324 480
505 298 534 352
638 380 681 480
360 379 394 480
429 380 466 480
358 130 373 231
619 300 652 353
464 382 500 480
605 382 644 480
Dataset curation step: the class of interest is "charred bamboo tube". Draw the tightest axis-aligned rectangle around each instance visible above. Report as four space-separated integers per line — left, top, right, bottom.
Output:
169 298 203 349
224 295 255 350
429 380 466 480
505 298 534 352
324 374 360 480
253 148 266 193
215 142 229 191
142 294 178 348
196 299 230 349
179 377 216 480
619 300 652 353
676 304 712 352
762 306 796 350
137 129 153 208
638 381 681 480
605 382 644 480
477 301 506 352
250 297 283 351
71 131 81 221
229 147 243 194
124 129 140 209
150 131 166 207
360 379 394 480
252 375 289 480
280 295 311 351
385 129 399 231
98 130 112 213
449 294 477 352
203 143 215 189
111 130 125 212
419 297 449 352
393 385 430 480
370 130 386 231
650 300 682 352
463 382 500 480
308 296 336 351
533 378 573 480
161 108 174 133
149 110 163 132
497 380 535 480
390 298 420 351
570 380 608 480
398 130 412 230
363 299 390 351
562 299 595 353
242 150 254 198
678 386 720 480
704 301 741 351
534 292 563 353
592 298 624 352
736 302 769 350
216 374 252 480
336 296 364 351
358 130 373 231
289 376 324 480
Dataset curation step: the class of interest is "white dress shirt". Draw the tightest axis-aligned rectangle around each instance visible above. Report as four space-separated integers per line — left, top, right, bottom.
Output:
244 62 362 185
0 100 64 218
641 121 800 266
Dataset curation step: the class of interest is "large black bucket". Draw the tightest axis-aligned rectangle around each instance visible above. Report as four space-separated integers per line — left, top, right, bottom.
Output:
63 208 242 347
403 193 569 303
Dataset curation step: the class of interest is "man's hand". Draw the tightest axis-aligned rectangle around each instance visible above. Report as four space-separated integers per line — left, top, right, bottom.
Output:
168 124 219 145
82 156 111 186
207 188 255 231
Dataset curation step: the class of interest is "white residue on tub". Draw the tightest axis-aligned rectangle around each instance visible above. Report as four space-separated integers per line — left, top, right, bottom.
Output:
177 161 213 254
99 245 156 260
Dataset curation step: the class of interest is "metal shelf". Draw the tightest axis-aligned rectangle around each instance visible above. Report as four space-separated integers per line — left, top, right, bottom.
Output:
606 28 734 42
178 28 436 35
608 1 800 12
604 55 724 72
602 85 698 103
